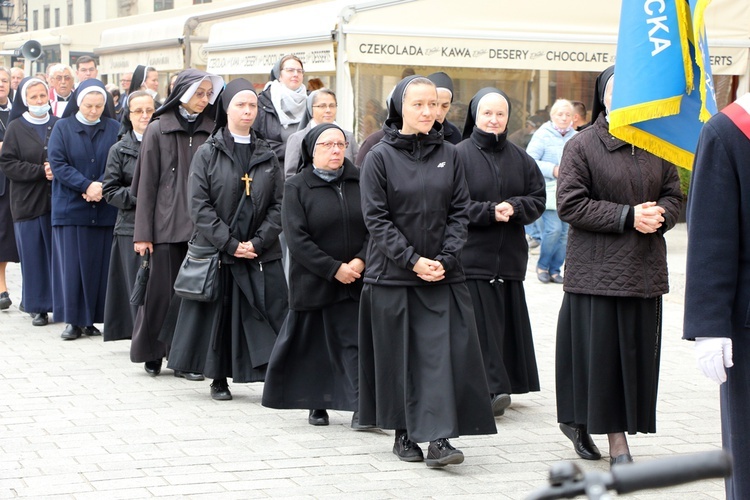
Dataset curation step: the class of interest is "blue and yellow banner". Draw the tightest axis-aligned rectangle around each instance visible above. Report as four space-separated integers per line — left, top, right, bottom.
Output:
608 0 717 170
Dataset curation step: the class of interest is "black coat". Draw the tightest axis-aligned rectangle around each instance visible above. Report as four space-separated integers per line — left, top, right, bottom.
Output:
556 113 682 298
253 88 287 163
0 115 57 221
283 161 368 310
456 128 545 281
360 123 471 286
188 128 282 262
132 109 214 244
102 131 139 236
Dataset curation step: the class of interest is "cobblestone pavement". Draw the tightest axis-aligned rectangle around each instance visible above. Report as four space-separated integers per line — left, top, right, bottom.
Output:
0 224 726 499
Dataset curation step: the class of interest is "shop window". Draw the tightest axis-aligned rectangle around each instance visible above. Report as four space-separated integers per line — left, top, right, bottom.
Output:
154 0 174 11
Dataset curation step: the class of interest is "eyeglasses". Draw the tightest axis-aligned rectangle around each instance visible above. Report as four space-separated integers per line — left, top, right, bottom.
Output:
53 75 73 82
130 108 155 116
282 68 304 75
193 90 214 100
312 104 337 110
316 141 348 151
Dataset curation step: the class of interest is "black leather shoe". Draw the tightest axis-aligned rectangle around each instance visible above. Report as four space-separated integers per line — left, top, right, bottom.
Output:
61 324 82 340
0 291 11 310
351 411 376 430
491 393 512 416
426 438 464 467
32 312 49 327
308 409 329 426
82 326 102 336
210 378 232 400
174 370 204 381
144 360 162 376
560 423 601 460
393 431 424 462
610 453 634 468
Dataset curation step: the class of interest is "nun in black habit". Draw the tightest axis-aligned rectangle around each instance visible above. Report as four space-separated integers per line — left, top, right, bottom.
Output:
167 78 288 400
262 123 368 427
0 66 19 311
359 75 496 467
101 90 156 342
456 88 546 415
0 76 58 322
130 69 223 377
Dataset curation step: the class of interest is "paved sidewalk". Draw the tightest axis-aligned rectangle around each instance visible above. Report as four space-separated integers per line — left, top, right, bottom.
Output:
0 224 726 499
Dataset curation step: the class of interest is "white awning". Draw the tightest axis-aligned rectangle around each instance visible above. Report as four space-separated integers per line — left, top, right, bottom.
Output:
204 0 373 75
93 0 304 74
343 0 750 76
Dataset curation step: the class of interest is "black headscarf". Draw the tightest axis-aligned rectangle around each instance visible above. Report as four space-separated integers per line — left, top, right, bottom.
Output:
299 122 345 172
128 65 147 95
591 65 614 125
462 87 512 141
384 75 443 138
8 76 49 122
427 72 454 103
120 90 155 135
152 68 222 120
213 77 256 133
61 79 113 119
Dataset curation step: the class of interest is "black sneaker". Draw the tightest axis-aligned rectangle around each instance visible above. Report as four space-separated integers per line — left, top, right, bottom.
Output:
393 432 424 462
426 438 464 467
210 378 232 400
0 291 11 310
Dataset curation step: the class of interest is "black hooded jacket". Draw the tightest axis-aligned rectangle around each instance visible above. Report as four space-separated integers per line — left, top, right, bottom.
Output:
360 76 471 286
189 128 283 263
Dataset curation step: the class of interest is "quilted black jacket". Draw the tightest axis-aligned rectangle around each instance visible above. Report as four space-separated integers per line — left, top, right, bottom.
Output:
556 113 683 298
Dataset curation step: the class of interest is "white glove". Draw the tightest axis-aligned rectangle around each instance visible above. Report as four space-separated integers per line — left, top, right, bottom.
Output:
695 337 733 384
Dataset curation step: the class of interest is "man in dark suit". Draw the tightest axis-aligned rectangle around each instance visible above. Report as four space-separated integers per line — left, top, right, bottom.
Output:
684 93 750 500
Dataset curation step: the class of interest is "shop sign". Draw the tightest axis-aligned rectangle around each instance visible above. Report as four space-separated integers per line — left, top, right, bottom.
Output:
206 42 335 75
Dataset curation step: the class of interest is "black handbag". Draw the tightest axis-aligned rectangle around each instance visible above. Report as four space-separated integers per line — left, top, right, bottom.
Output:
173 178 249 302
173 243 221 302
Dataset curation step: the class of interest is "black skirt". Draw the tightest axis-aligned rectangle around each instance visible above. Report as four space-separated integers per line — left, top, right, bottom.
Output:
0 180 19 262
555 292 662 435
358 283 496 443
168 259 288 383
467 279 540 395
103 235 140 341
262 299 360 411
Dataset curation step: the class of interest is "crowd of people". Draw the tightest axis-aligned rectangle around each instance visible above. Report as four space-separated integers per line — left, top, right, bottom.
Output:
0 57 703 476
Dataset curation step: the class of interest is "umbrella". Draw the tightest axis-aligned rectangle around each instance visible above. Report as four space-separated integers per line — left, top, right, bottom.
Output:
129 248 150 306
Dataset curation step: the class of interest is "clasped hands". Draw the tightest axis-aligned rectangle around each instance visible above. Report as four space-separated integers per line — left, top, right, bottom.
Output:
633 201 664 234
414 257 445 282
82 181 103 202
335 258 365 284
234 241 257 259
495 201 514 222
